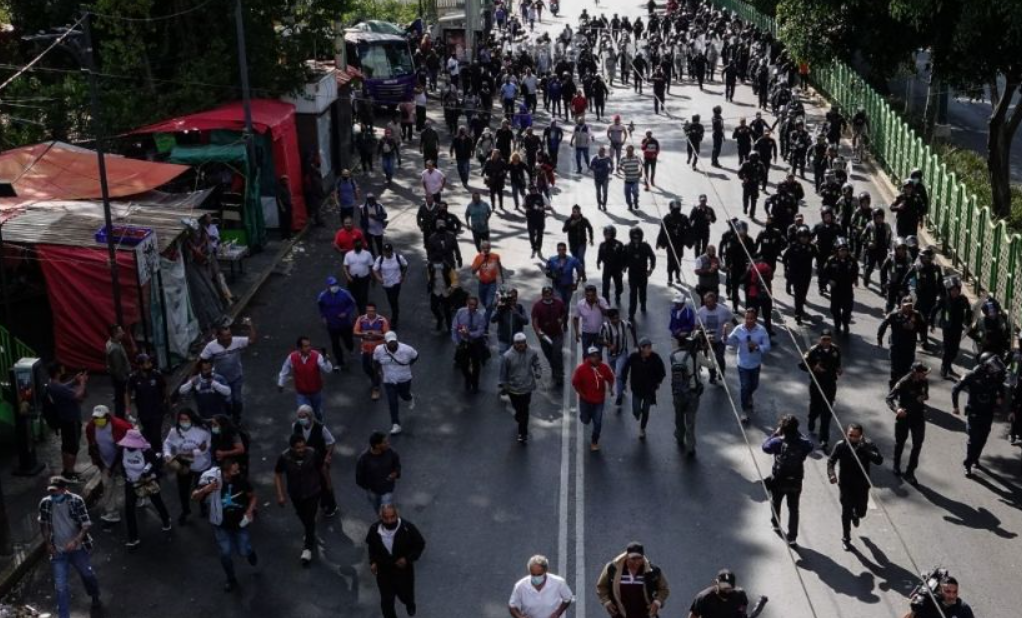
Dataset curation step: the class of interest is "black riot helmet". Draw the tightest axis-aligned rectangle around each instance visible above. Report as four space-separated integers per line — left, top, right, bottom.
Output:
629 227 644 241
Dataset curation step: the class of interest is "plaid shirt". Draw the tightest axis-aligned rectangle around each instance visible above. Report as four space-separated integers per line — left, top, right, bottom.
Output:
38 493 93 551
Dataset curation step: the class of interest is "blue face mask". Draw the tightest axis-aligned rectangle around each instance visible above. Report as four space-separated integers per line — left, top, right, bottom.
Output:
531 575 546 587
51 493 67 504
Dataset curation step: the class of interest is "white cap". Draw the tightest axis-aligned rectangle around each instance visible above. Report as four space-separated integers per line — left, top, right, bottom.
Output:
384 331 398 342
513 332 527 342
672 294 686 304
92 405 110 418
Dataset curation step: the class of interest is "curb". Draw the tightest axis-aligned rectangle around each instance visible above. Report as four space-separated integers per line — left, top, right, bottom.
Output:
0 226 309 600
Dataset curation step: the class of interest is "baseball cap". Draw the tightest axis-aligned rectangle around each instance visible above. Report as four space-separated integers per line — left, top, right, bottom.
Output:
384 331 398 342
47 475 72 491
326 276 339 286
820 329 833 338
717 569 736 590
912 361 929 373
92 405 110 418
638 337 653 347
626 542 645 558
586 346 601 356
513 332 527 343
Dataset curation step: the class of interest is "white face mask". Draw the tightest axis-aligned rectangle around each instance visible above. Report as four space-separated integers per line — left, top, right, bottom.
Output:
329 285 341 293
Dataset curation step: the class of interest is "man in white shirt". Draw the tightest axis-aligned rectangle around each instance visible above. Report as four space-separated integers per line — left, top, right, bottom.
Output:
420 160 447 203
572 284 610 352
509 554 574 618
373 331 418 435
199 318 255 423
344 238 375 314
696 291 734 385
373 243 409 329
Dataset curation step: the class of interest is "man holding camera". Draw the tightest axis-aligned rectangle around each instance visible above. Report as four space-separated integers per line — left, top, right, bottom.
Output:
904 575 974 618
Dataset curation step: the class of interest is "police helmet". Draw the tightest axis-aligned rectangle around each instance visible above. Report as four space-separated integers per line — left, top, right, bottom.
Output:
749 152 760 161
835 237 849 249
910 168 923 180
796 225 811 237
842 183 854 193
821 206 834 217
858 191 871 202
692 114 701 122
979 352 1006 375
713 105 722 114
982 296 1001 316
669 199 682 210
604 225 617 238
629 227 644 240
920 247 935 258
943 274 962 290
906 235 919 248
894 236 908 248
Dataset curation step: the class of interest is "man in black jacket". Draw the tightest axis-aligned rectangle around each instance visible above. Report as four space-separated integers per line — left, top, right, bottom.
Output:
656 200 689 286
621 338 667 440
597 226 625 306
366 504 426 618
827 423 882 547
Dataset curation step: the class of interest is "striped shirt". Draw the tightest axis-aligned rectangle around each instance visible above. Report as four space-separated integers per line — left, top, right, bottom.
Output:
599 319 634 356
619 156 642 182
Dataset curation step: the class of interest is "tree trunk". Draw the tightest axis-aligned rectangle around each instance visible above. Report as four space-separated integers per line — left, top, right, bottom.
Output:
986 79 1022 219
922 59 940 139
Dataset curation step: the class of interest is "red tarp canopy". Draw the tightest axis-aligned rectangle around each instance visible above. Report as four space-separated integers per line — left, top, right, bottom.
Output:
133 99 307 229
0 141 188 205
36 245 144 372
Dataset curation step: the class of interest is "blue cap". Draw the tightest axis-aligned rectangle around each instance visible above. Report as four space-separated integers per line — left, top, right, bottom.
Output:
326 276 338 286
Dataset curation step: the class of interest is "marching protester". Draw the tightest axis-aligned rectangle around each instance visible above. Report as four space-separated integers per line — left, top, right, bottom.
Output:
827 423 883 547
277 336 334 420
366 504 426 618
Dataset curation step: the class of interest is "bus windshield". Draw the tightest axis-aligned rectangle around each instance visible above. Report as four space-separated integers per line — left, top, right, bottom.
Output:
357 42 414 79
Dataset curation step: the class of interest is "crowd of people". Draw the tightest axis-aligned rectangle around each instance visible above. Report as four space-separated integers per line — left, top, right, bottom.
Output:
33 0 1010 617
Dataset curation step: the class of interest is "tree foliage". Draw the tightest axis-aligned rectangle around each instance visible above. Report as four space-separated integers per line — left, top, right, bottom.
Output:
1 0 345 148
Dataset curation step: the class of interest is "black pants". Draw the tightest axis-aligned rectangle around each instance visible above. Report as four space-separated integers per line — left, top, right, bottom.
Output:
376 567 416 618
125 481 170 542
742 183 759 217
791 149 807 176
863 249 885 285
840 485 869 538
327 325 354 366
628 275 648 318
965 411 994 467
941 327 962 373
489 183 505 210
808 378 836 444
712 135 723 165
687 141 701 165
737 145 750 164
889 346 915 387
894 413 925 473
459 339 485 389
726 269 743 310
770 481 802 541
603 270 623 305
293 493 321 551
747 294 772 333
725 81 736 100
113 379 128 418
138 414 164 453
349 275 371 315
509 392 532 437
384 284 402 328
430 295 452 331
830 290 854 329
666 252 681 283
527 220 545 252
176 471 201 517
792 275 811 318
692 232 710 257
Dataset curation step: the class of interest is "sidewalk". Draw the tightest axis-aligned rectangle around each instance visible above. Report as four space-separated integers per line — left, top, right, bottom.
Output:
0 232 304 600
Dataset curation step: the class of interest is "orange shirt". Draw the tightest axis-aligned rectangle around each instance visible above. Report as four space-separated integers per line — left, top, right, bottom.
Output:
471 252 502 284
353 314 390 354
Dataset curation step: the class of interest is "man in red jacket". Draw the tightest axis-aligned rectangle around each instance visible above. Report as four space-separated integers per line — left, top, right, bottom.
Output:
278 336 334 421
572 346 616 451
85 405 132 524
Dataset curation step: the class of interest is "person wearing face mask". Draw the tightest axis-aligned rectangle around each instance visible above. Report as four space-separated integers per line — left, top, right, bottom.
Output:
274 435 322 566
509 554 574 618
38 475 101 617
366 504 426 618
596 542 669 617
827 423 883 548
318 276 357 370
292 405 338 518
85 405 132 526
163 409 212 526
118 429 172 549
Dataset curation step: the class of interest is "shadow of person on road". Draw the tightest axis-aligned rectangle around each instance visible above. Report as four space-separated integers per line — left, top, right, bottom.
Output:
913 481 1018 538
855 536 921 597
793 545 881 603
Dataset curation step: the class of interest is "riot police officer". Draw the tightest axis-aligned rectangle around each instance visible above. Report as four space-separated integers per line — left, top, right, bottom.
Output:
688 194 717 257
822 239 859 335
739 152 766 218
788 121 811 178
885 361 930 485
656 199 690 286
848 192 874 260
710 106 725 167
880 238 913 312
597 225 625 306
909 247 945 348
953 352 1006 476
755 216 787 273
878 296 926 388
803 330 842 449
812 207 842 295
860 209 891 288
720 220 754 312
765 184 798 234
890 180 928 238
811 134 829 193
929 277 972 378
783 226 817 324
970 296 1011 359
624 227 656 321
836 183 856 236
819 170 842 208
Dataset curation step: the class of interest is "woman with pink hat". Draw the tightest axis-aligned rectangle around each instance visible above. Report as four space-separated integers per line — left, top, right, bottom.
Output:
117 429 172 549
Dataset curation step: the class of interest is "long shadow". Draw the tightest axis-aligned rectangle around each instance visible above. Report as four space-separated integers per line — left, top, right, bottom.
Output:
924 406 966 434
854 537 920 598
793 545 881 603
913 481 1018 538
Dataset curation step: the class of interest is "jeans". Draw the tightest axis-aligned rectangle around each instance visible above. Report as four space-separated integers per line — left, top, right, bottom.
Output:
608 352 628 398
296 391 324 421
99 468 122 519
738 366 761 413
631 395 654 429
509 392 532 437
580 332 601 354
578 399 605 444
610 143 622 170
456 159 471 186
51 548 100 618
366 490 395 512
479 280 498 323
382 154 396 181
362 353 382 390
227 376 244 423
594 178 609 207
575 147 590 172
569 243 587 269
384 284 402 328
539 333 565 382
554 284 574 304
384 381 413 425
213 526 254 581
624 181 639 208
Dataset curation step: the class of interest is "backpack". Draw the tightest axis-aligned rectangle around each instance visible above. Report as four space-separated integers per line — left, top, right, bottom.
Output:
773 439 808 482
670 349 703 396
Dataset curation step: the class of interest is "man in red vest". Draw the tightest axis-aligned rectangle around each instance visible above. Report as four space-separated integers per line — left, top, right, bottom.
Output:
278 336 334 420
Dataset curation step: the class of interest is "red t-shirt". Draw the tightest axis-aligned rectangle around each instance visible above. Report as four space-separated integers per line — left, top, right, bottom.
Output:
333 227 365 253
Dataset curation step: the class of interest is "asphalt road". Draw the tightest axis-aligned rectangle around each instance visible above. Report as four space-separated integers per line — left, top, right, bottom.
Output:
11 2 1022 617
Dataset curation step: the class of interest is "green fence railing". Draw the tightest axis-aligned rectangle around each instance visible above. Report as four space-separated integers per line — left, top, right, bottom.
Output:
0 324 37 438
710 0 1022 324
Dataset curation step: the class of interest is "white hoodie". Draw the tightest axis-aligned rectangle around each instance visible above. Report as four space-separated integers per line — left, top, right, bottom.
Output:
162 424 213 473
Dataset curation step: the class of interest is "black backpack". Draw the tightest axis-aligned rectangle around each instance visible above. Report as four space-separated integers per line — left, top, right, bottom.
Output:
773 439 808 482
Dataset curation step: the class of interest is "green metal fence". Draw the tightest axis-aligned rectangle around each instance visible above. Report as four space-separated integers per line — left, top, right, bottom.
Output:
711 0 1022 324
0 324 37 438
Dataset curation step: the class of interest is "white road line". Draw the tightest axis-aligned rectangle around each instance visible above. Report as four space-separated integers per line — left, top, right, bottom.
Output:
558 338 572 576
574 346 586 618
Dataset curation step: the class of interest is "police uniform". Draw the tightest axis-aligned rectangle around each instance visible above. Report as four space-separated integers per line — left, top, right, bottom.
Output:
624 239 656 320
803 341 841 445
822 253 859 333
656 210 690 284
929 292 971 376
878 308 926 387
886 370 929 479
952 363 1005 472
811 219 841 294
827 437 883 540
880 253 912 312
782 239 816 321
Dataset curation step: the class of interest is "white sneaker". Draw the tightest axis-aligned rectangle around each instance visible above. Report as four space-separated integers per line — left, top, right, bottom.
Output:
407 395 416 411
390 424 402 435
300 549 312 564
100 513 121 524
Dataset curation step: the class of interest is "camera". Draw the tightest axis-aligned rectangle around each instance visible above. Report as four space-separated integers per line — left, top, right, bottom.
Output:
909 567 950 614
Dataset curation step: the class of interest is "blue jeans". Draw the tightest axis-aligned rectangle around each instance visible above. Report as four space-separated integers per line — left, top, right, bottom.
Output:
384 381 413 424
575 147 590 172
570 243 587 269
581 332 601 354
51 548 100 618
738 366 761 412
479 280 498 323
555 283 574 304
594 177 609 206
624 181 639 208
579 399 605 444
609 352 628 398
228 376 244 421
456 159 471 185
366 490 395 513
296 391 324 421
213 526 253 581
382 154 396 180
362 353 381 389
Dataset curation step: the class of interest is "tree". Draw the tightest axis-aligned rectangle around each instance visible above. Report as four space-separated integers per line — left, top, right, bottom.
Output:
895 0 1022 219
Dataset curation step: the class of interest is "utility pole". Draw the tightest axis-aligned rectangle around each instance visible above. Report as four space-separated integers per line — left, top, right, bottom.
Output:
465 0 479 62
234 1 257 198
80 14 125 326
